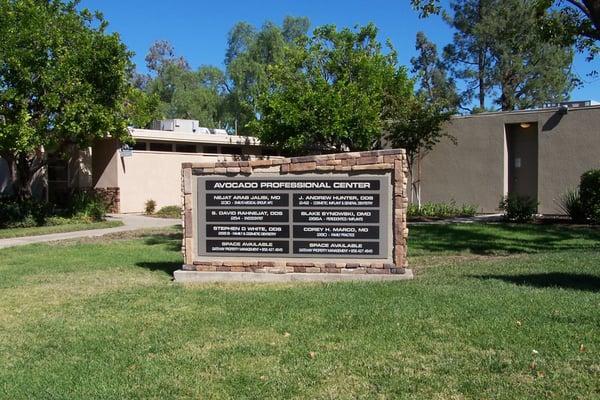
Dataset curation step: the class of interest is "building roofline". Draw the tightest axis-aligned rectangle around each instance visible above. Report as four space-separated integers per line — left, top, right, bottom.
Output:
129 128 261 146
450 105 600 120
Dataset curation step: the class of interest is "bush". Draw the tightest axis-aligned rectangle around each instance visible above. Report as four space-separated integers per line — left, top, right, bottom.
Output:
556 189 587 223
0 198 50 228
580 169 600 224
499 195 538 223
154 205 182 218
144 199 156 215
408 201 478 219
68 191 107 222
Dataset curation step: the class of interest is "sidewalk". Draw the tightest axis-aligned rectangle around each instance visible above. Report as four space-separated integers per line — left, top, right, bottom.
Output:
0 214 181 249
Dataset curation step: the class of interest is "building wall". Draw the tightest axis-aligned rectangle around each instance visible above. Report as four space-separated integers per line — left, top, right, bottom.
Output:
417 106 600 214
537 108 600 214
116 151 216 213
418 115 506 214
92 138 119 188
114 148 265 213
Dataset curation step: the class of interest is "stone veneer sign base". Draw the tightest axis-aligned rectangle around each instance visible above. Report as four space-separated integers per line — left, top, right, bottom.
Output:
175 149 410 283
174 269 413 283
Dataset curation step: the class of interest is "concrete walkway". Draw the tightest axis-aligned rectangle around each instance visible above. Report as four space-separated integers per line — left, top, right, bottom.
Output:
0 214 181 249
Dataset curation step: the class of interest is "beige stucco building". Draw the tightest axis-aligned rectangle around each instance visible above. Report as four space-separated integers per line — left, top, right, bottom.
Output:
416 104 600 214
1 119 268 213
92 123 267 213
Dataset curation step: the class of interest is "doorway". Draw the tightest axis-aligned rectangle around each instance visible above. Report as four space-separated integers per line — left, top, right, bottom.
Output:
505 123 538 203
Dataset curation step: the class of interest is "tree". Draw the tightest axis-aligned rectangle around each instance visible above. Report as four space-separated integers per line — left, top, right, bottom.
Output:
411 32 460 111
442 0 495 111
125 88 161 129
536 0 600 61
142 41 225 127
385 96 454 206
253 23 414 155
0 0 133 199
438 0 576 111
412 0 600 57
147 63 223 126
482 1 576 110
283 16 311 43
224 17 310 134
145 39 189 74
405 32 459 205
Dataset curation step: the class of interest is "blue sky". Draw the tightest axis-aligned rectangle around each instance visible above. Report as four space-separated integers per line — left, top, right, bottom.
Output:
81 0 598 105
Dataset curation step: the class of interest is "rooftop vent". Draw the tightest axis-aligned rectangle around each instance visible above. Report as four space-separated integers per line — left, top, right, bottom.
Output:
151 119 230 135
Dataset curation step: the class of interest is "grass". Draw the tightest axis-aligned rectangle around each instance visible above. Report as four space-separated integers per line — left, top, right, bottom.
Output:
0 220 124 239
0 223 599 399
153 205 182 219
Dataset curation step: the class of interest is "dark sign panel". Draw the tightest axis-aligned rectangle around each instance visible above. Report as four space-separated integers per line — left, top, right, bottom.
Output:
206 240 289 254
207 193 288 207
293 194 379 208
205 179 380 191
206 209 289 223
293 209 379 223
207 224 290 238
197 176 389 258
293 225 379 239
293 241 379 256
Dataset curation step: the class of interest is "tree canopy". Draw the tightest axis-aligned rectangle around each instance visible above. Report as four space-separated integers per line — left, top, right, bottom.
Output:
414 0 577 111
251 23 413 155
0 0 135 198
412 0 600 59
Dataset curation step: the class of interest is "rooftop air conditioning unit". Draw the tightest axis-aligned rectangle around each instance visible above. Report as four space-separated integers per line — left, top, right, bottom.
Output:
210 128 229 135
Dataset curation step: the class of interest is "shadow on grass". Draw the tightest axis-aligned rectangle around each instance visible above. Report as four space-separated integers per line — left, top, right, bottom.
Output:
136 261 180 275
143 231 182 252
409 223 600 255
471 273 600 292
134 229 183 275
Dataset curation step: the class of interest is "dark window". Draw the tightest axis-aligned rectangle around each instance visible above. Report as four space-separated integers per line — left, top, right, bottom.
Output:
47 157 68 182
203 145 218 154
149 142 173 152
175 143 197 153
221 146 243 155
132 141 147 151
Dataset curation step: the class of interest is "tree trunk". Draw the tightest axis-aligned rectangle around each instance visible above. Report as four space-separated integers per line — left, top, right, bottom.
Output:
477 0 486 110
2 151 44 201
581 0 600 40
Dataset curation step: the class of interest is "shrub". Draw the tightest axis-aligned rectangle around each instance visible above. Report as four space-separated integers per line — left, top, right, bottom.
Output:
499 195 538 223
0 198 49 228
67 191 107 222
154 205 182 218
556 189 587 223
407 200 478 219
580 169 600 224
144 199 156 215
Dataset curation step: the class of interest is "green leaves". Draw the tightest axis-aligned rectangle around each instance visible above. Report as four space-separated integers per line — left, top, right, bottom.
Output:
0 0 134 197
253 24 413 155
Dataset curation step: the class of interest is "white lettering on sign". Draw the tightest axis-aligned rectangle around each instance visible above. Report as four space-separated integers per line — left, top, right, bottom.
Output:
211 181 371 190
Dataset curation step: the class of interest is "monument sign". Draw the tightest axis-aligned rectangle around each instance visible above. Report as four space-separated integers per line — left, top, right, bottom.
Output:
180 149 408 277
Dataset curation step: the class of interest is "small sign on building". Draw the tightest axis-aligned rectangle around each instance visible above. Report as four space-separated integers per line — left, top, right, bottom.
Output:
119 144 133 158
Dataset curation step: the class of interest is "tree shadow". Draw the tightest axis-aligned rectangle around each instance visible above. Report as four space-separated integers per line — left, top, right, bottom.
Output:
135 230 183 275
471 273 600 292
409 223 600 255
136 261 180 275
143 231 182 252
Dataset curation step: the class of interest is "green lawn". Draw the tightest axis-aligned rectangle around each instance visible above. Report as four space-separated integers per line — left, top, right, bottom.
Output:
0 224 598 399
0 220 124 239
